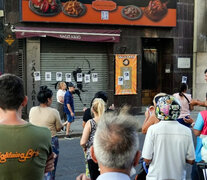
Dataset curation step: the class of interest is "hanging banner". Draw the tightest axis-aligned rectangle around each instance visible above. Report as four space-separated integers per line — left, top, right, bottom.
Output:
115 54 137 95
20 0 176 27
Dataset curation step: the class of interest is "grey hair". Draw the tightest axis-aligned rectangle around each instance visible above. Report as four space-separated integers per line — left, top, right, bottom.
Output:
93 110 139 169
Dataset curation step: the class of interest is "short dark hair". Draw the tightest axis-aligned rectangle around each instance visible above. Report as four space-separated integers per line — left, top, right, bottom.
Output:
37 86 53 104
205 69 207 74
90 91 108 107
94 91 108 103
179 83 187 96
0 74 25 110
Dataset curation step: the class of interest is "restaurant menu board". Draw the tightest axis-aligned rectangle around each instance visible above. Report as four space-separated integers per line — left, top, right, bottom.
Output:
20 0 177 27
115 54 137 95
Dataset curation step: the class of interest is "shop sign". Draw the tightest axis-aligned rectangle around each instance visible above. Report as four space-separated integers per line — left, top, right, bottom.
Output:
115 54 137 95
5 35 15 46
20 0 177 27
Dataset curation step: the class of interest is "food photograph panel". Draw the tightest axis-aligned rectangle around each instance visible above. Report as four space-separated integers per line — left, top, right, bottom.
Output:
21 0 177 27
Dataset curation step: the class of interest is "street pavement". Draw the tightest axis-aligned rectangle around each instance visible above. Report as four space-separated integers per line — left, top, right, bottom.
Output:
55 110 201 180
56 138 85 180
57 109 200 138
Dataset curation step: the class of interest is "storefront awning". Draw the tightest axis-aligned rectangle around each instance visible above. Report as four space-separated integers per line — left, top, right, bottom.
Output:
12 26 121 43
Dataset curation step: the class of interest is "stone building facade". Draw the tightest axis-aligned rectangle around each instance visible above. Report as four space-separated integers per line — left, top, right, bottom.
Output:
193 0 207 110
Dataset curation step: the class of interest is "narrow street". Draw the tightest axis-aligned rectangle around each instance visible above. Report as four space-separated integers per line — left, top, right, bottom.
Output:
56 138 85 180
56 131 194 180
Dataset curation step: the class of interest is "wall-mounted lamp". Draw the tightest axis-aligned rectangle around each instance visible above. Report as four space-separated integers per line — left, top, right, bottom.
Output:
0 10 4 17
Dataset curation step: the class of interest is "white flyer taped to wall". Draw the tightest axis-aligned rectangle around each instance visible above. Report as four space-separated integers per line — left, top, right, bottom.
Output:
124 71 130 80
56 72 62 81
118 76 124 85
65 73 71 82
45 72 51 81
92 73 98 82
77 73 83 82
182 76 187 83
84 74 90 83
34 71 41 81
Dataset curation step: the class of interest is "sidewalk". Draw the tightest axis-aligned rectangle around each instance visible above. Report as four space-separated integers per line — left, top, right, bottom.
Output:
57 110 201 138
57 116 83 138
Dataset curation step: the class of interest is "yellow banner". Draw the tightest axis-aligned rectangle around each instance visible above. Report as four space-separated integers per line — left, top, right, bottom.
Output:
115 54 137 95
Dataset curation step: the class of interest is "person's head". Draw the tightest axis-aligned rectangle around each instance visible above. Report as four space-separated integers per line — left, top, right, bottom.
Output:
0 74 26 111
205 69 207 82
91 98 106 118
68 82 75 92
179 83 188 96
92 109 140 173
153 92 167 106
94 91 108 103
58 81 66 90
37 86 53 106
90 91 108 108
155 95 181 121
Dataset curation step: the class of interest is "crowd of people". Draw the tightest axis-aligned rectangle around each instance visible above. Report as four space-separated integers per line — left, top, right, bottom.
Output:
0 69 207 179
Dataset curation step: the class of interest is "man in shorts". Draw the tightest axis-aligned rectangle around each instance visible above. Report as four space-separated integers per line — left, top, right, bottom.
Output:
64 82 75 139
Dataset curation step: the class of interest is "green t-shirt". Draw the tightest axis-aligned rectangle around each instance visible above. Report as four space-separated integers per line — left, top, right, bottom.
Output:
0 123 52 180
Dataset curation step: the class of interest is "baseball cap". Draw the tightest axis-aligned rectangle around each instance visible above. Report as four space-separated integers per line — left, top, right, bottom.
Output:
68 82 75 88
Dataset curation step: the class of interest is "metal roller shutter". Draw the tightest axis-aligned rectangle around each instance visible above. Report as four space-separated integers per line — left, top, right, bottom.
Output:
40 38 109 112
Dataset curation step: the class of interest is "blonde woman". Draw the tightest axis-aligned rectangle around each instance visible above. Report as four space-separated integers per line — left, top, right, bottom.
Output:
56 81 67 122
80 98 106 180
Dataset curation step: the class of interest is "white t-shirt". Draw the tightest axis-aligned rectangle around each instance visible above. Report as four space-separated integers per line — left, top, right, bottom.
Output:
56 89 66 104
173 93 192 118
142 121 195 180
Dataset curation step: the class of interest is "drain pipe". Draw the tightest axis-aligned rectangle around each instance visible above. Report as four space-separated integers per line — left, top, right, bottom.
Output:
193 0 197 99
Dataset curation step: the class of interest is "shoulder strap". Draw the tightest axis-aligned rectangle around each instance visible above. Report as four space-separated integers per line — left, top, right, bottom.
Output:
181 92 193 110
181 93 190 104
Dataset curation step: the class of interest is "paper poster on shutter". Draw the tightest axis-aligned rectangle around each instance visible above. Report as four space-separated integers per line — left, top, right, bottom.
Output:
77 73 83 82
115 54 137 95
92 73 98 82
65 73 71 82
56 72 62 81
45 72 52 81
84 74 90 83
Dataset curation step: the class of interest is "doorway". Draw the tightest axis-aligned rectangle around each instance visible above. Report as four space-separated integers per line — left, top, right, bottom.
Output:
141 38 173 106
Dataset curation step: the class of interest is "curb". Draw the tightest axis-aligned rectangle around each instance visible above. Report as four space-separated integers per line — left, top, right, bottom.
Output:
57 132 82 138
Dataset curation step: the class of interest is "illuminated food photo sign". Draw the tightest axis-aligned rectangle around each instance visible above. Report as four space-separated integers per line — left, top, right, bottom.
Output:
20 0 177 27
